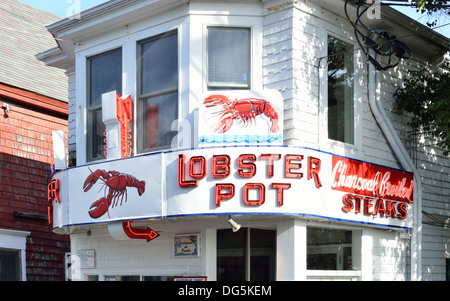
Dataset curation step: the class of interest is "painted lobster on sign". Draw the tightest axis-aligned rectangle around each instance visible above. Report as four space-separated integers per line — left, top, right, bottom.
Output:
203 95 280 134
83 168 146 219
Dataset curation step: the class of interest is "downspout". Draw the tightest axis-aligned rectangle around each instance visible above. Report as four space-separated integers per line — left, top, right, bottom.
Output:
367 54 422 281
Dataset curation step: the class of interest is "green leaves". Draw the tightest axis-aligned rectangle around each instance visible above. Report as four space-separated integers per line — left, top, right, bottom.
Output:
409 0 450 27
410 0 449 13
395 65 450 156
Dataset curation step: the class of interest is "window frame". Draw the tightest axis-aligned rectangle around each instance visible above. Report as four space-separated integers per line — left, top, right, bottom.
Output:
136 29 179 154
0 229 29 281
85 47 123 162
206 26 252 90
305 225 362 281
76 27 181 164
318 29 363 155
326 35 355 145
216 227 276 281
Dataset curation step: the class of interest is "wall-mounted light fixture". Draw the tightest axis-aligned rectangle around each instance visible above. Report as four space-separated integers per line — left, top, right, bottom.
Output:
227 215 241 232
2 103 11 115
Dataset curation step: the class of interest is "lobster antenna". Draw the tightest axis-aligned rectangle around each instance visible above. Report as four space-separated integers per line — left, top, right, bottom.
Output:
87 166 108 193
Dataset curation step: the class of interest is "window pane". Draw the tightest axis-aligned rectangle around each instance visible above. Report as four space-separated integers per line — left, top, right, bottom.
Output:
141 33 178 95
143 92 178 150
250 229 276 281
88 49 122 108
446 258 450 281
217 228 247 281
208 27 250 88
87 48 122 160
139 31 178 153
327 36 354 144
87 275 99 281
217 228 276 281
307 227 352 271
0 249 20 281
88 108 105 159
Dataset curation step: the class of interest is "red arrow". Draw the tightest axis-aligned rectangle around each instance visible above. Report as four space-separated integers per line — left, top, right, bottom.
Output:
122 221 159 242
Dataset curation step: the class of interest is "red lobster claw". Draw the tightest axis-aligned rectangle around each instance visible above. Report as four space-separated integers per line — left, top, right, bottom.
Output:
83 169 109 192
214 116 234 133
88 197 110 219
203 95 230 107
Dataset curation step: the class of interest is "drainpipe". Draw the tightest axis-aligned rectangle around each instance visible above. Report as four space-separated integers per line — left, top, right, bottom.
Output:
367 54 422 281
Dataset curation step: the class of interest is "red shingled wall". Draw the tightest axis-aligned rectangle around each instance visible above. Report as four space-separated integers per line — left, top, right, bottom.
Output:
0 92 70 281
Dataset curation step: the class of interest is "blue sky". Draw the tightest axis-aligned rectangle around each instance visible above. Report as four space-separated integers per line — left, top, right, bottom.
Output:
395 5 449 38
17 0 108 18
17 0 449 37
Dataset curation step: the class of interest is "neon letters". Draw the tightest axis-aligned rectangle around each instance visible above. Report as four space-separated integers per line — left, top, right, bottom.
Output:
47 179 60 224
331 157 414 220
177 153 413 221
178 153 322 207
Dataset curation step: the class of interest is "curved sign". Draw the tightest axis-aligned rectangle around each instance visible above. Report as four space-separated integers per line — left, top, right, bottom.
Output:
50 146 414 231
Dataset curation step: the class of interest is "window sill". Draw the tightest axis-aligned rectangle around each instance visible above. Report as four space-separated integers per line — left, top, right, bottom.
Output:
306 270 361 281
320 138 362 158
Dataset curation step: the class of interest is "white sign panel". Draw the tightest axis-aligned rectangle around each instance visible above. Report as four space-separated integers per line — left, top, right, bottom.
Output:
52 154 162 227
198 90 283 146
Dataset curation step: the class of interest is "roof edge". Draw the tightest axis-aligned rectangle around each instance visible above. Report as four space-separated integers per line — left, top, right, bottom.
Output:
0 82 68 116
45 0 148 35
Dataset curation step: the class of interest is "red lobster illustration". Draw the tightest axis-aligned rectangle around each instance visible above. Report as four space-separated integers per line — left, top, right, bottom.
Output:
83 168 146 219
203 95 280 134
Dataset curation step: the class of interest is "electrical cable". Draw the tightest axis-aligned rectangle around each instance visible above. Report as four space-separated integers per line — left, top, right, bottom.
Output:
344 0 413 71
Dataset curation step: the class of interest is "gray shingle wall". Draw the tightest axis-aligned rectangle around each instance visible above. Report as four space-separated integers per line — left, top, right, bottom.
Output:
0 0 67 101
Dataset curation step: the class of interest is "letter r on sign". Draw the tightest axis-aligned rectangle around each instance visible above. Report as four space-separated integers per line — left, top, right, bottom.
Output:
48 179 60 203
307 157 322 188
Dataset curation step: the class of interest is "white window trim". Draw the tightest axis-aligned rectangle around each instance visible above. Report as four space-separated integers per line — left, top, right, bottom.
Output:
76 40 127 165
317 26 364 158
201 18 263 92
305 223 362 281
205 26 252 90
0 228 30 281
80 269 188 281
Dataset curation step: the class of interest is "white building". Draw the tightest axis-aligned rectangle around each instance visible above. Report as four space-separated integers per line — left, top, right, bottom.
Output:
39 0 449 281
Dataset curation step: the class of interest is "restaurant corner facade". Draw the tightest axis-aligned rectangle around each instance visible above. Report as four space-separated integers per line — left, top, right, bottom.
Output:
39 0 450 281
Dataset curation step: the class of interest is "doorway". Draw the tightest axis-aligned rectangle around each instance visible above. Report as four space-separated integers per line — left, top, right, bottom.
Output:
217 228 276 281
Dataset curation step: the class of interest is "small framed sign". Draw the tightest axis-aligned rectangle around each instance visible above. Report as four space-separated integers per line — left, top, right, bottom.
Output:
174 234 200 257
76 250 95 269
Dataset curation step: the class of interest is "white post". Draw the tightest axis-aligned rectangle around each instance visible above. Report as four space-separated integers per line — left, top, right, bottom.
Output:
102 91 121 160
52 130 66 170
276 219 306 280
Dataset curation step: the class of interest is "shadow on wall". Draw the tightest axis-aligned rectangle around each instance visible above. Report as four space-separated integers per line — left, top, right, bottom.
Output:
0 152 70 281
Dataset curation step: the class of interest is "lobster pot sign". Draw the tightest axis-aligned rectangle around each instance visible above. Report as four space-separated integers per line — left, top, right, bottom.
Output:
50 146 414 231
199 90 283 146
